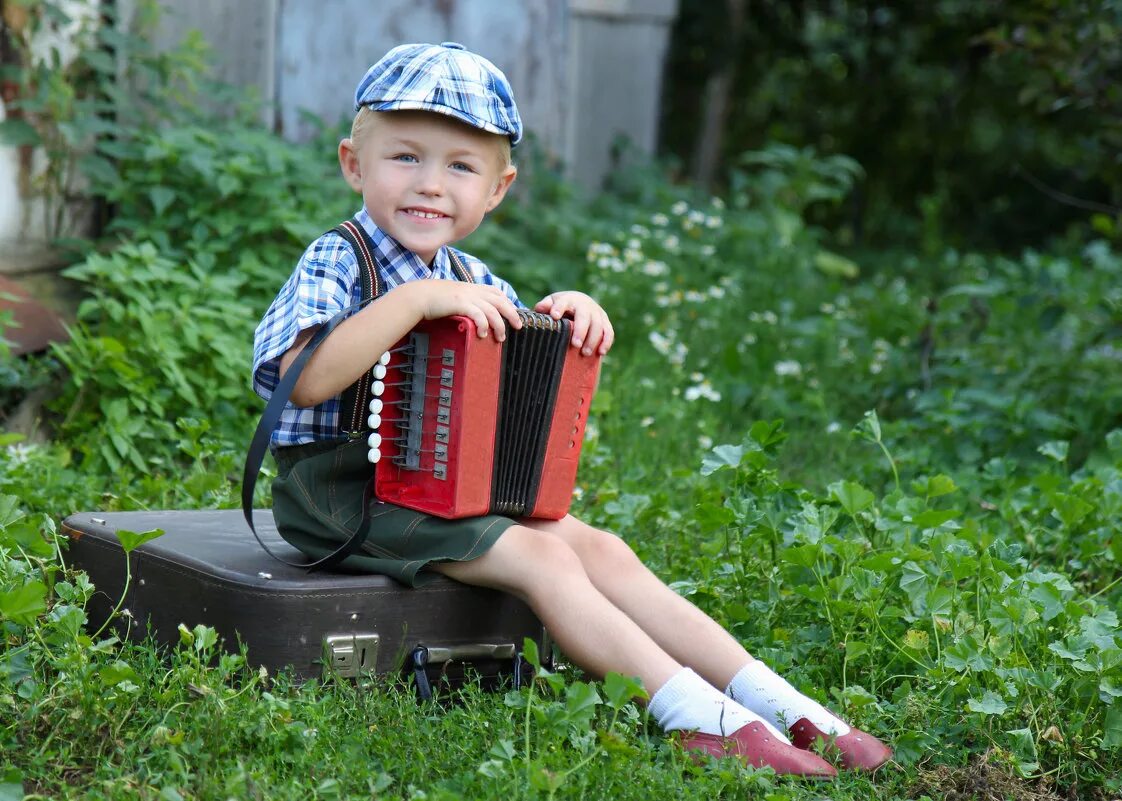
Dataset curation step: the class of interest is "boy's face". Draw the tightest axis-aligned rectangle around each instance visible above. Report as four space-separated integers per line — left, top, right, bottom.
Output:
338 110 516 265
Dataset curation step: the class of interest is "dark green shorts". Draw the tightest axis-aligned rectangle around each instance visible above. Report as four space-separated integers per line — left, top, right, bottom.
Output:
271 437 517 586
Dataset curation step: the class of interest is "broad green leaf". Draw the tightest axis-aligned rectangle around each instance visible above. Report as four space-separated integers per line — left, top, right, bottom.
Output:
911 509 958 530
1103 706 1122 749
149 186 177 216
100 660 138 688
115 527 165 553
700 444 744 476
923 474 957 498
0 581 48 625
520 636 542 672
1050 494 1093 530
192 624 218 653
0 118 40 146
813 249 859 278
603 672 646 708
1037 440 1069 462
967 691 1007 716
829 480 875 516
564 681 602 721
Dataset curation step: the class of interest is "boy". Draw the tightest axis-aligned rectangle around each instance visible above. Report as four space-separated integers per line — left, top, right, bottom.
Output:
252 42 891 778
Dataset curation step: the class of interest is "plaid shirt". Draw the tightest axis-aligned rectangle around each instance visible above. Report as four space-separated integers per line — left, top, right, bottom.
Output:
252 208 523 447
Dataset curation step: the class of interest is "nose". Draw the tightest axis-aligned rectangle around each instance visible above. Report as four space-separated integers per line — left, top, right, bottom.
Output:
413 162 444 196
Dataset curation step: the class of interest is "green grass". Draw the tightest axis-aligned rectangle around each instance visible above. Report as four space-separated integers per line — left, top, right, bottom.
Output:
2 127 1121 799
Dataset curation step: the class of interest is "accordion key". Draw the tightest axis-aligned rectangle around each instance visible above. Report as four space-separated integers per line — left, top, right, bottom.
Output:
366 310 601 520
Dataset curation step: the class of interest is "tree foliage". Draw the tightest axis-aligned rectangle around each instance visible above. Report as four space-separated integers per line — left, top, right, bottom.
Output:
663 0 1122 249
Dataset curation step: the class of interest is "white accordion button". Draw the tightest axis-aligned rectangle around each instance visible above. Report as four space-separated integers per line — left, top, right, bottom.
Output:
368 398 383 414
373 363 387 380
379 351 391 366
367 413 381 429
367 432 382 449
371 380 385 396
367 448 381 464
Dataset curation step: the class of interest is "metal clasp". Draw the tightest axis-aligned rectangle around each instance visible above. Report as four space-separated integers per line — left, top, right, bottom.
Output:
322 633 380 678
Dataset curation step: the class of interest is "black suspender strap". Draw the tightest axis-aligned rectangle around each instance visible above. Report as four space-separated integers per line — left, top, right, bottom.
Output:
241 228 474 571
241 221 383 572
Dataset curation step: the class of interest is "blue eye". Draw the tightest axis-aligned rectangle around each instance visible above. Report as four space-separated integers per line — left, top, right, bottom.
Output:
451 162 475 173
394 153 418 163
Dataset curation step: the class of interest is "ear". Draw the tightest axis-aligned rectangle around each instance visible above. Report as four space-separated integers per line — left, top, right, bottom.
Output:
338 138 363 193
485 164 518 212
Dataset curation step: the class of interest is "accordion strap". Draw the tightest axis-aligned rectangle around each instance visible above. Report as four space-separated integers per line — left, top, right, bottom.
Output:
241 221 382 571
242 226 476 571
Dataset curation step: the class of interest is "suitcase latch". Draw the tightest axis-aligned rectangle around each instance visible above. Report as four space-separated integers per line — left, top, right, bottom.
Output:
322 633 380 678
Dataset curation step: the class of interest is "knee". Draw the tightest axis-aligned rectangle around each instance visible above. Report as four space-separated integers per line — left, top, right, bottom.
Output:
511 527 587 584
579 526 643 576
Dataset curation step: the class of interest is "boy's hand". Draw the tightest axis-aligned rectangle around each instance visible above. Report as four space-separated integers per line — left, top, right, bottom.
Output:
405 280 523 341
534 291 614 356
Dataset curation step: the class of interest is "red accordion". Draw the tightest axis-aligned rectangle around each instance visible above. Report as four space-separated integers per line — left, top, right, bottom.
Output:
365 311 600 520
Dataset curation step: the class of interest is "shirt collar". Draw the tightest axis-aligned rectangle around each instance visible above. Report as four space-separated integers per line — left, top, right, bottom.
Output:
356 207 454 281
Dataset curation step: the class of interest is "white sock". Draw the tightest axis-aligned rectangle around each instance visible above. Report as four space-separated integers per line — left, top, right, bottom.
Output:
725 661 850 735
648 667 790 740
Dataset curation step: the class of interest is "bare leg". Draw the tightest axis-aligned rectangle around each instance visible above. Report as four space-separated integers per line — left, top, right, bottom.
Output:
431 523 681 693
521 515 753 690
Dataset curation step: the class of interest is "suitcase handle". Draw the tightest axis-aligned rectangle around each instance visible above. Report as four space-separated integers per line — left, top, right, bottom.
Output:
410 642 526 700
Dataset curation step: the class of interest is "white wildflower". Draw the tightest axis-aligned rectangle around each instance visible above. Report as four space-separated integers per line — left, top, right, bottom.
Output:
648 330 673 356
826 422 842 434
698 435 714 449
671 201 689 216
701 244 716 257
774 360 802 377
707 285 725 299
684 379 721 402
651 213 670 227
640 416 655 428
705 215 723 229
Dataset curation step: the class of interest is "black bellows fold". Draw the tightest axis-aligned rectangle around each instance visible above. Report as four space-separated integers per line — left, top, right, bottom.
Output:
490 311 570 516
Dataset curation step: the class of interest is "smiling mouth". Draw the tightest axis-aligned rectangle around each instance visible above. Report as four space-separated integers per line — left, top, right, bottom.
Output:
402 208 447 219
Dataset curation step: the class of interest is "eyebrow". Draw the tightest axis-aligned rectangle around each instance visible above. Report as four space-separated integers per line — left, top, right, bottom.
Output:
386 137 488 161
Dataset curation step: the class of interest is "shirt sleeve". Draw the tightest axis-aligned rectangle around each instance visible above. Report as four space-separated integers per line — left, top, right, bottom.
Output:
252 234 359 399
453 248 527 309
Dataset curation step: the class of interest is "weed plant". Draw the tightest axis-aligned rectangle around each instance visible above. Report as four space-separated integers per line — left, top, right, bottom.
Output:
1 6 1121 799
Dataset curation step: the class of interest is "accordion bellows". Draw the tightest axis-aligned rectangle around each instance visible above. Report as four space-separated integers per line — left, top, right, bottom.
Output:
368 311 601 520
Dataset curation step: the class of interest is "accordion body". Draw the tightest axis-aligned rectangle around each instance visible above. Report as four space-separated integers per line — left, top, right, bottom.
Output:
367 311 600 520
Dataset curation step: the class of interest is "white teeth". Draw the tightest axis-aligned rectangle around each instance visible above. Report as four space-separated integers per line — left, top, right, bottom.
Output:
406 209 442 219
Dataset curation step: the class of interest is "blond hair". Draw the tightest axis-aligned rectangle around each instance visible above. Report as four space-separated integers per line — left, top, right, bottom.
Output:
350 107 512 168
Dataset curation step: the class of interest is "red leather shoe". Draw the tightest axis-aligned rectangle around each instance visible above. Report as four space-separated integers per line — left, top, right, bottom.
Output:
788 717 893 771
679 723 838 778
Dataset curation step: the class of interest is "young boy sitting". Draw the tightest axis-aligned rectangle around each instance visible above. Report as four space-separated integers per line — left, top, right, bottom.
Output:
251 41 891 778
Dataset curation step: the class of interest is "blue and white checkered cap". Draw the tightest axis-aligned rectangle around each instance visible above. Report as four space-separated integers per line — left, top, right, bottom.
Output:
354 42 523 147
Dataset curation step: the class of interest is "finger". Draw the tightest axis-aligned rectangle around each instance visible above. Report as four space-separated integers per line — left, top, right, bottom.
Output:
498 300 523 332
467 305 491 338
481 302 507 341
582 315 603 357
599 314 615 355
534 294 554 314
570 304 591 351
547 292 569 319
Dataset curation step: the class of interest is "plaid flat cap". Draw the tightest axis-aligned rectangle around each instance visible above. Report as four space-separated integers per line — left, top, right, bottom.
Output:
354 42 523 146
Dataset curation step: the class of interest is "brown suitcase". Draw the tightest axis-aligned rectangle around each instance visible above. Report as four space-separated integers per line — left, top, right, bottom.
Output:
62 509 548 695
